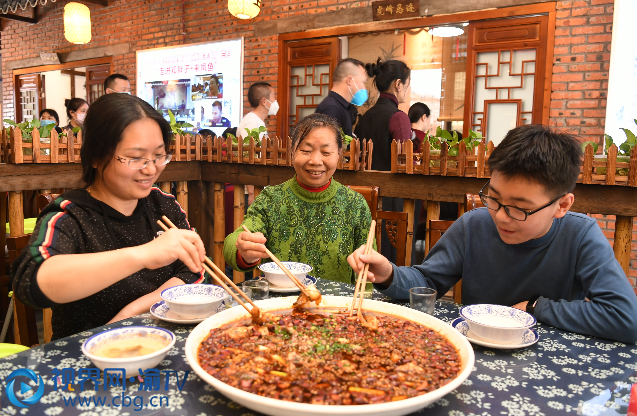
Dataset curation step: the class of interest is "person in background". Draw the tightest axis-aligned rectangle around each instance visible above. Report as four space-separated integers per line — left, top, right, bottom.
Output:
39 108 63 135
198 129 215 140
210 101 231 127
104 74 131 94
64 98 89 132
348 124 637 344
209 75 221 97
12 93 205 340
315 58 368 137
237 82 276 140
355 58 412 171
408 102 431 153
224 113 373 284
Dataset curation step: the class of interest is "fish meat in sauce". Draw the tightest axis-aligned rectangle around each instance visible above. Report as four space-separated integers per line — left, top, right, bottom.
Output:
198 309 461 405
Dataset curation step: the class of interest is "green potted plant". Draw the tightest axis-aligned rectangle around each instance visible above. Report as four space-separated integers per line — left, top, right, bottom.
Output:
584 119 636 176
425 127 483 168
227 126 267 159
3 119 79 156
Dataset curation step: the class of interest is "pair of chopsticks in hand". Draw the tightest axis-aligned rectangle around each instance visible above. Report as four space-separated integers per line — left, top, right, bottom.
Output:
157 216 262 321
241 225 311 298
349 220 377 321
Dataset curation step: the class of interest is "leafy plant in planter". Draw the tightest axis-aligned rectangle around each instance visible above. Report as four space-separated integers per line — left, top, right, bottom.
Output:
423 127 484 167
226 127 267 159
582 119 636 176
3 119 79 157
167 110 194 137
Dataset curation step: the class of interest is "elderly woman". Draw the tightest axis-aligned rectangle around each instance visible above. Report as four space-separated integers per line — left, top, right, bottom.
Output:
223 113 373 283
12 94 205 340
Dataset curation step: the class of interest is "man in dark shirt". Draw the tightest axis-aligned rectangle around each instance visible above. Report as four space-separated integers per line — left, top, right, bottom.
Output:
315 58 368 137
210 100 231 127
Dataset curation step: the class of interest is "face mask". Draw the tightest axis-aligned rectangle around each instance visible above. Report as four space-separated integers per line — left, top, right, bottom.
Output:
40 120 56 127
75 113 86 123
119 91 131 95
348 79 368 106
266 99 279 116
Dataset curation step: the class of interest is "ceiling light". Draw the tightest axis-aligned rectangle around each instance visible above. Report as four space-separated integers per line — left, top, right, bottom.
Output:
430 26 464 38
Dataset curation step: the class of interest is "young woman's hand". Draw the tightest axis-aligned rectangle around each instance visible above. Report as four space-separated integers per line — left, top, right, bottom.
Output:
347 245 394 286
236 231 269 264
138 228 205 273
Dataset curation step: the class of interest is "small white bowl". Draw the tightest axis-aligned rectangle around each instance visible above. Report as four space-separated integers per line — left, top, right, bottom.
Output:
160 284 227 319
82 326 175 376
258 262 313 288
459 304 536 345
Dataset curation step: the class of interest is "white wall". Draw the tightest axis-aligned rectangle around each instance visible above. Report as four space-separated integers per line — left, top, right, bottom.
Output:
43 69 86 126
604 0 637 145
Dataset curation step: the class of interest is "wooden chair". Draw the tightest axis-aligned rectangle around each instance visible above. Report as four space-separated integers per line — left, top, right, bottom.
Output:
376 211 409 266
430 194 483 304
37 193 60 212
345 185 379 221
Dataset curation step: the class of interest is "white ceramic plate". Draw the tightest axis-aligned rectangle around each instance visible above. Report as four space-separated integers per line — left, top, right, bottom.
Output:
452 317 538 349
267 275 317 293
185 296 475 416
150 300 226 324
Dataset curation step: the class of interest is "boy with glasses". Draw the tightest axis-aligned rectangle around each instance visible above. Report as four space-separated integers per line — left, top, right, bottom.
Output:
348 124 637 343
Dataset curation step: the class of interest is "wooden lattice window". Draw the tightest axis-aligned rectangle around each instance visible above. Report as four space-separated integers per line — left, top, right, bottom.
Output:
464 15 550 145
86 65 111 104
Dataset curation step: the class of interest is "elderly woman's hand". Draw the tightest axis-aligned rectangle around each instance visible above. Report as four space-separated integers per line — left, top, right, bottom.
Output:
236 231 269 264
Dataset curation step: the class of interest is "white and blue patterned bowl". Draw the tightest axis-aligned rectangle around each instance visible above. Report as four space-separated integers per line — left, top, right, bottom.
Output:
82 326 175 376
160 284 228 319
258 262 313 288
459 304 536 345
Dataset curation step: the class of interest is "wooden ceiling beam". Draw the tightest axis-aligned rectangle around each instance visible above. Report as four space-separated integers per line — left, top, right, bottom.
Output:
78 0 110 6
0 14 37 24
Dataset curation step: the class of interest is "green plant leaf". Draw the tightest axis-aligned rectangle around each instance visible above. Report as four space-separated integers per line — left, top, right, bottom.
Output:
620 128 636 144
72 127 81 133
181 122 194 128
3 119 17 126
440 130 452 141
581 141 598 154
604 134 614 155
168 109 176 126
448 147 459 156
619 142 632 155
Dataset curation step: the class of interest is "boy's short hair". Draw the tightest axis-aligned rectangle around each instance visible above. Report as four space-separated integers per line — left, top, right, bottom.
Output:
247 82 272 108
487 124 583 197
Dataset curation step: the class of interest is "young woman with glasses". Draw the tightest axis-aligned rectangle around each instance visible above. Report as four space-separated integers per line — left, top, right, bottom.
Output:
12 94 206 340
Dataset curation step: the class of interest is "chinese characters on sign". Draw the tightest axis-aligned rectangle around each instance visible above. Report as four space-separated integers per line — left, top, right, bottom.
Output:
372 0 419 21
51 367 190 392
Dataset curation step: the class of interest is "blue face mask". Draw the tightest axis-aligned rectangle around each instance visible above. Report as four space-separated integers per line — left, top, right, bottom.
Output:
40 119 56 127
349 79 368 106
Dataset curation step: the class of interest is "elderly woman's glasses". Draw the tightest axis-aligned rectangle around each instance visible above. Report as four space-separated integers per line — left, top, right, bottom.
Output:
478 180 564 221
115 153 172 170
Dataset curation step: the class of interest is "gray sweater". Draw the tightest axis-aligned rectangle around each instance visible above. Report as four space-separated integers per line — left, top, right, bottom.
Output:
378 208 637 344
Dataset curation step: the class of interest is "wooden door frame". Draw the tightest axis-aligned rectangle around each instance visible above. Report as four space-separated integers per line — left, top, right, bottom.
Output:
12 57 112 122
276 2 556 136
463 14 552 140
277 38 340 139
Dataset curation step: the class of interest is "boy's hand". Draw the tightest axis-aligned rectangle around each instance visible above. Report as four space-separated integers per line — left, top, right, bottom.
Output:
236 231 268 264
512 301 528 311
347 245 393 285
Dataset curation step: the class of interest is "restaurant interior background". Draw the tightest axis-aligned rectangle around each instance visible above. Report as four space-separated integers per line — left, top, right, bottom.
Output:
0 0 634 291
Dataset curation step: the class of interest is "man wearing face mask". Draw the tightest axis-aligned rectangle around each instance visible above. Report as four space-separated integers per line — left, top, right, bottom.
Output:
315 58 368 137
104 74 132 94
237 82 277 140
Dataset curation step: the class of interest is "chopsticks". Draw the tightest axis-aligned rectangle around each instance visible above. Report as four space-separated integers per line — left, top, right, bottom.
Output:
241 225 310 297
349 220 376 318
157 216 261 320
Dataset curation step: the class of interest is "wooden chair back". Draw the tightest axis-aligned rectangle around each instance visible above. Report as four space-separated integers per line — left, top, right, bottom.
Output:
346 185 379 221
428 220 461 304
37 193 60 212
465 193 485 212
376 210 408 266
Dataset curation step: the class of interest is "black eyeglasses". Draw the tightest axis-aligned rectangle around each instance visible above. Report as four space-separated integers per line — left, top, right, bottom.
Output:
115 153 172 170
478 180 565 221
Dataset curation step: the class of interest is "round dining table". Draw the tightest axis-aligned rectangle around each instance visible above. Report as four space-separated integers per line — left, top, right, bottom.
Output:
0 278 635 415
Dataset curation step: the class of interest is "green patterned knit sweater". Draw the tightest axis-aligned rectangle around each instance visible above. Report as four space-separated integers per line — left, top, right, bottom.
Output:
224 177 374 283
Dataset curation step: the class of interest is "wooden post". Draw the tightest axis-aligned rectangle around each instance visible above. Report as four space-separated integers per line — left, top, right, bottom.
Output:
254 186 263 200
391 140 398 173
405 140 413 174
195 134 202 161
424 201 440 255
457 141 466 177
582 144 594 184
606 144 617 185
233 184 246 284
248 137 255 164
11 128 24 164
50 128 59 163
613 215 633 276
8 191 24 237
159 182 171 194
0 194 6 272
213 183 226 271
272 137 279 166
422 141 430 175
440 142 448 176
186 135 193 162
403 198 415 266
67 130 75 163
1 127 7 163
237 136 243 164
629 145 637 187
31 127 40 163
176 181 188 216
216 136 223 162
477 139 486 178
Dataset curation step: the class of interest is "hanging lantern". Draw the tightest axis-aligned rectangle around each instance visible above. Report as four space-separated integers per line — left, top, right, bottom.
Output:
64 2 92 44
228 0 261 19
429 26 464 38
